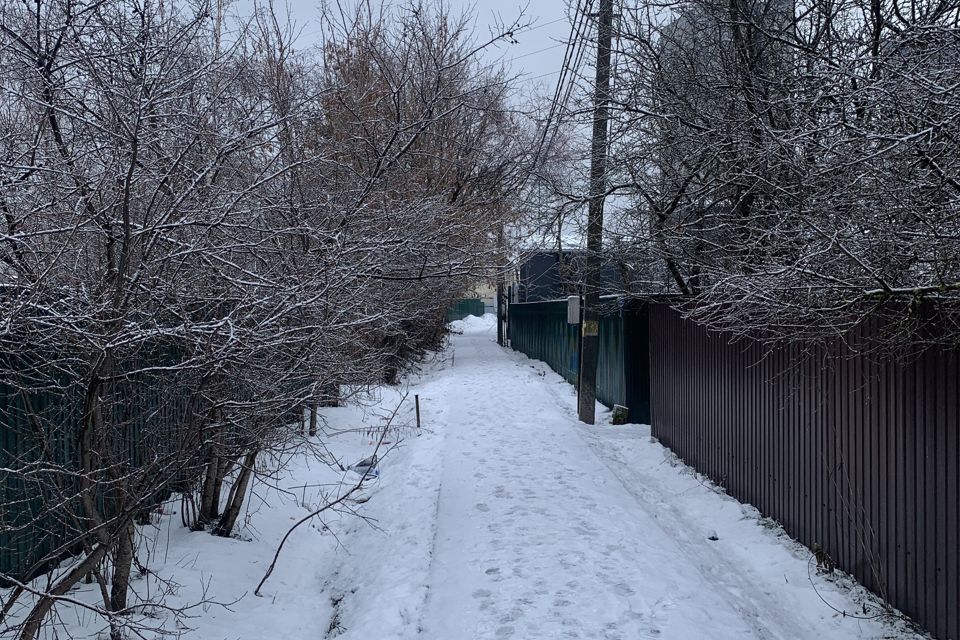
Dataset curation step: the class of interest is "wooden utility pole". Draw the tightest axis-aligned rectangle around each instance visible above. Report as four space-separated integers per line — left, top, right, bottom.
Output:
497 224 506 347
577 0 614 424
497 280 506 347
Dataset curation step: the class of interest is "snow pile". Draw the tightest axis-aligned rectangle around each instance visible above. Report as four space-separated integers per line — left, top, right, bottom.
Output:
448 312 496 334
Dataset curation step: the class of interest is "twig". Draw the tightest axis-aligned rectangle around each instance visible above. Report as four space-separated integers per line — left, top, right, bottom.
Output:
254 394 406 596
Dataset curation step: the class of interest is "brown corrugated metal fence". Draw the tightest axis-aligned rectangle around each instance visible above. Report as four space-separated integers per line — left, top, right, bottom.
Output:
648 304 959 639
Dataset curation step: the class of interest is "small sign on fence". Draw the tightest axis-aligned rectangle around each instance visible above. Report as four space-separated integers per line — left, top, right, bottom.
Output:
567 296 580 324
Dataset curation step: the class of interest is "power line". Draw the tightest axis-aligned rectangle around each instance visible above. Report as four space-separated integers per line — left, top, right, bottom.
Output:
511 42 566 61
471 13 575 73
513 15 569 34
544 1 594 157
529 0 591 173
545 3 588 137
522 69 563 81
482 42 568 73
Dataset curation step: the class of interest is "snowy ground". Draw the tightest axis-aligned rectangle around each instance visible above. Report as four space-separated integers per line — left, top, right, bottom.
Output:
4 314 926 640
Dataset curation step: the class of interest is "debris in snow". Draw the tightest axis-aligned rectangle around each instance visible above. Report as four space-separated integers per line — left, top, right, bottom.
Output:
707 530 719 541
813 543 836 574
349 454 379 477
611 404 629 424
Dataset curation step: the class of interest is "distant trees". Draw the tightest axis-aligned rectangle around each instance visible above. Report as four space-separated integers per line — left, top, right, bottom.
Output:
0 1 525 637
606 0 960 345
314 4 528 376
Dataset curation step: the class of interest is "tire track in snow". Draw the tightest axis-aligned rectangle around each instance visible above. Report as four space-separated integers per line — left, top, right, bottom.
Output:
413 397 449 638
535 373 815 640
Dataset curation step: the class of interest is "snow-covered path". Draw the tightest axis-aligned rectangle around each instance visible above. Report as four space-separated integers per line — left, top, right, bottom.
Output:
412 319 914 640
421 327 784 638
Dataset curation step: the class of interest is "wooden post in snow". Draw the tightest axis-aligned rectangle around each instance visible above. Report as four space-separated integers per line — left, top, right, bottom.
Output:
415 394 421 432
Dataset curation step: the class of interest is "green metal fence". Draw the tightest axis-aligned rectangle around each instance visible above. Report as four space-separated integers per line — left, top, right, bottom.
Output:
0 350 191 584
1 360 84 582
508 298 650 423
508 300 580 384
446 298 486 323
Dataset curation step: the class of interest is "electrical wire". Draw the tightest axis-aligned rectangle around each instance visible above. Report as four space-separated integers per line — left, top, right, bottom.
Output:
545 0 594 156
529 0 593 173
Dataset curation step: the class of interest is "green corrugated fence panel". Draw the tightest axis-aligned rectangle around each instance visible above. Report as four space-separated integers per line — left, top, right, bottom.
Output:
1 346 194 584
508 300 580 384
596 310 626 410
509 298 651 424
446 298 486 323
0 367 87 581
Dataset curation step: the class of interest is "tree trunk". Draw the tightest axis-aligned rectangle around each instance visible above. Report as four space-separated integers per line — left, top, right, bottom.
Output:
319 383 340 407
110 520 135 612
213 449 257 538
309 403 318 436
199 453 220 525
210 455 235 517
18 544 108 640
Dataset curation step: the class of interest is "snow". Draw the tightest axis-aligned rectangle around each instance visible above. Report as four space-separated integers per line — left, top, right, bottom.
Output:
448 312 497 334
2 316 925 640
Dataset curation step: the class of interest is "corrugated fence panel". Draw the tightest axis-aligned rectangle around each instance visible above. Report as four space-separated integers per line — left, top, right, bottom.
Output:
508 299 652 424
649 304 960 639
596 310 625 411
508 300 579 385
447 298 486 323
1 348 192 584
622 300 651 425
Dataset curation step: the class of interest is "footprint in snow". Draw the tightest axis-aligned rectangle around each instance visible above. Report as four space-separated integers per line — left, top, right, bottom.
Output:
485 567 501 576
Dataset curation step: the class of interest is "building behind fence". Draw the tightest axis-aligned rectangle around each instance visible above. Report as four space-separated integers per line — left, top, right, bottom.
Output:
509 299 959 639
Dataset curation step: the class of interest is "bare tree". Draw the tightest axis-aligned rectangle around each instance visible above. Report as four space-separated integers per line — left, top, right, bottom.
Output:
603 0 960 346
0 0 529 637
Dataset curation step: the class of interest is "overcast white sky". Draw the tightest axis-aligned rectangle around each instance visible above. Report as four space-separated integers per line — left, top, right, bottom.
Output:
229 1 573 96
448 1 573 82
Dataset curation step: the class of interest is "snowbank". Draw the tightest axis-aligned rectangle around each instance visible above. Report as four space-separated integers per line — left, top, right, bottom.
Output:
0 386 432 640
448 312 496 334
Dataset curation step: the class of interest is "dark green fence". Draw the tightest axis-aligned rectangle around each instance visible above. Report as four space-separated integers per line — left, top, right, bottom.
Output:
509 300 580 383
508 298 650 423
446 298 485 323
0 351 192 584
